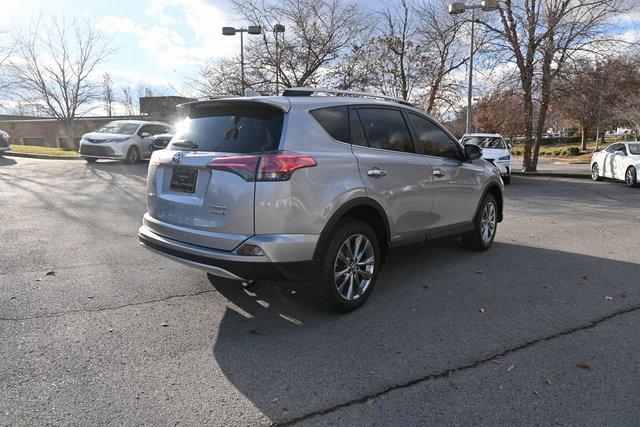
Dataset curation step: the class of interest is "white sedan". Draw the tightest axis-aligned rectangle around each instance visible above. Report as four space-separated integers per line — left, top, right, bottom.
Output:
590 142 640 187
461 133 512 184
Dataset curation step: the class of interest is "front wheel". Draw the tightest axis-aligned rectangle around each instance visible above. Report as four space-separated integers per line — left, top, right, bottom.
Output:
463 194 498 251
310 219 381 312
626 166 638 188
125 147 139 164
502 174 511 185
591 163 601 181
84 157 97 163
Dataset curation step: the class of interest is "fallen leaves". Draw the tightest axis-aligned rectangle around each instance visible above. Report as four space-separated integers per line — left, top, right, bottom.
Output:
576 361 591 370
507 364 515 372
45 271 56 276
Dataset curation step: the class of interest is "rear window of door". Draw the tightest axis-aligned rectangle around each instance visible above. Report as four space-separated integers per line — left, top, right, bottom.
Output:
357 108 415 153
310 106 349 143
169 106 283 153
408 113 461 160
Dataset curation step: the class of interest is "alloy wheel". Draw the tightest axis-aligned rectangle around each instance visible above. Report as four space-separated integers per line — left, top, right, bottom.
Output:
481 202 496 245
627 168 636 187
592 164 599 180
333 234 374 301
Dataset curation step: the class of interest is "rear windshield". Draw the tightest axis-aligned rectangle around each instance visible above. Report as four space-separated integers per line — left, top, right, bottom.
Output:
168 106 283 153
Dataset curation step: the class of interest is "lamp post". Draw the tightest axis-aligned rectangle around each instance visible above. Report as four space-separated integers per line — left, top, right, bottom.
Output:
273 24 286 95
222 25 262 94
449 0 498 134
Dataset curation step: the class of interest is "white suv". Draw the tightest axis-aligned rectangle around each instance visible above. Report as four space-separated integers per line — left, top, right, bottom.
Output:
461 133 512 184
79 120 173 163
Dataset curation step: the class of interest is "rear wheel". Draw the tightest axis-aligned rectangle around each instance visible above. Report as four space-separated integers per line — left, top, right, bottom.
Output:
125 147 139 164
310 219 380 312
591 163 601 181
626 166 637 188
463 194 498 251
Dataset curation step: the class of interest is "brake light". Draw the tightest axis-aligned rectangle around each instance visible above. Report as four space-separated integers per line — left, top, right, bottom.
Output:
257 151 317 181
207 155 260 181
207 151 316 182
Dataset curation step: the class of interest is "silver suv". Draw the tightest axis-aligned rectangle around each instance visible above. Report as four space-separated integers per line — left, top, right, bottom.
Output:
138 88 504 311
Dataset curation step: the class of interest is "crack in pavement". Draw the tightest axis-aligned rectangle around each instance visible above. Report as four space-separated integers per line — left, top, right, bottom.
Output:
277 302 640 426
0 289 214 322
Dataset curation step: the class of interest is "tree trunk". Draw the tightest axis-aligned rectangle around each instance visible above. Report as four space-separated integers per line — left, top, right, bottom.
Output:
580 127 587 150
521 93 535 172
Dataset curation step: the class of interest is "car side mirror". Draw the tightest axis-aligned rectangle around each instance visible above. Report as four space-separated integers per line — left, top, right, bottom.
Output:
507 144 512 150
141 132 151 138
465 144 482 161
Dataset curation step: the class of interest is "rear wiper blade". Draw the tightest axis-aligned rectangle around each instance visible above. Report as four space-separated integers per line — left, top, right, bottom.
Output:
172 139 198 150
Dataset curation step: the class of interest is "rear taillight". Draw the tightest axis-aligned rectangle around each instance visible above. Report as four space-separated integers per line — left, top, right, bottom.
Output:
207 151 316 182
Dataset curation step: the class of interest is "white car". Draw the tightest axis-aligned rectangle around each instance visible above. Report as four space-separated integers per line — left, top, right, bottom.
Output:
461 133 512 184
0 129 10 154
590 141 640 187
79 120 173 164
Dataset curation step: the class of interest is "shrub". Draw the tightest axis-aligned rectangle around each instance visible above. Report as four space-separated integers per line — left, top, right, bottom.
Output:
567 146 580 156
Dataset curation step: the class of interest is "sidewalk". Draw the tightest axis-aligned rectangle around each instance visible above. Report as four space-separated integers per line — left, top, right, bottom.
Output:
512 157 590 179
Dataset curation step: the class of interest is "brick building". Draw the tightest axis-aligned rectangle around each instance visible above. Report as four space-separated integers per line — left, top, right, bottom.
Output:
0 96 195 149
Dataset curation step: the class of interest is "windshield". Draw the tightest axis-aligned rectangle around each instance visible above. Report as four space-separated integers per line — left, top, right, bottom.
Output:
96 122 139 135
461 136 506 149
629 144 640 155
168 106 283 153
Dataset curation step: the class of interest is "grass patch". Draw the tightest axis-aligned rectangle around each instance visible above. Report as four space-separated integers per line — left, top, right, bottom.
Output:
9 144 80 158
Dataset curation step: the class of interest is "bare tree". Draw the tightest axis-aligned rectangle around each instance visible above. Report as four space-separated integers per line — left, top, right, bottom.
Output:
480 0 628 171
474 89 526 137
214 0 369 93
6 15 112 138
121 86 137 115
102 72 114 116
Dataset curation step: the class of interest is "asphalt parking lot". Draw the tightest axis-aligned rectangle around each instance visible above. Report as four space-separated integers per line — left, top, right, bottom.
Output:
1 155 640 425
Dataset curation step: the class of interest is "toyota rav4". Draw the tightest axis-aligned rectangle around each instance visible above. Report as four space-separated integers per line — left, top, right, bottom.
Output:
138 88 504 312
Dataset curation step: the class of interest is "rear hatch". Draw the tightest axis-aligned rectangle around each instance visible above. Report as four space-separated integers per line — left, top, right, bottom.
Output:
146 100 287 251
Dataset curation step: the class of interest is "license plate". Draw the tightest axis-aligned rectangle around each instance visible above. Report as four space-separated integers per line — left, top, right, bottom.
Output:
170 168 198 193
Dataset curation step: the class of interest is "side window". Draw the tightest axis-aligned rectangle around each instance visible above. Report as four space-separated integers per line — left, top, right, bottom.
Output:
138 125 152 136
357 108 415 153
607 144 622 153
408 113 460 160
310 106 349 143
349 108 367 147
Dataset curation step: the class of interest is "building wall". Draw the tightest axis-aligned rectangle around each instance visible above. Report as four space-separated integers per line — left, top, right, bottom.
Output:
0 116 167 148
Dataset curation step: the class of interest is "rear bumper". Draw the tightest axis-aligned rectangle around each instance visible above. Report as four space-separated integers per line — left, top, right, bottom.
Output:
138 225 318 282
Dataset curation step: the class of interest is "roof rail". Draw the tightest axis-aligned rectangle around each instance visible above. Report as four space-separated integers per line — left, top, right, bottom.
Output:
282 87 415 107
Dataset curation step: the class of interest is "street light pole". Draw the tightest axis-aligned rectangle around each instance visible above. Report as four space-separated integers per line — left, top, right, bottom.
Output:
222 25 263 95
466 8 475 134
449 1 498 135
273 24 286 95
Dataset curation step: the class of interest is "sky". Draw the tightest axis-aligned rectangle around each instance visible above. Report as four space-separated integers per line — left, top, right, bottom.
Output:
1 0 638 115
1 0 251 98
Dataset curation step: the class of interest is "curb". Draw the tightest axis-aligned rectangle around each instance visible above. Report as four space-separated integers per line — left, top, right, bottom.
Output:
512 171 591 179
2 151 82 161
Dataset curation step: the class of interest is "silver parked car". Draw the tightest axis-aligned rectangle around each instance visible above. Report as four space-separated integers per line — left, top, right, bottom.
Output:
79 120 173 163
138 88 504 312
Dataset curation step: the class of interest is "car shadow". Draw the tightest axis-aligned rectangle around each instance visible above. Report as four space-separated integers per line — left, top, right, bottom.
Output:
209 241 640 423
0 155 17 166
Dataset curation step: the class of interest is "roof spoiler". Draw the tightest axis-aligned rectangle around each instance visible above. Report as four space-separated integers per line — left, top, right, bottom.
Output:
177 97 291 116
282 87 415 107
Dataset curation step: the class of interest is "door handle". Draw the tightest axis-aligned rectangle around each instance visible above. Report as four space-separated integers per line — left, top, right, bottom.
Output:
433 169 445 178
367 168 388 177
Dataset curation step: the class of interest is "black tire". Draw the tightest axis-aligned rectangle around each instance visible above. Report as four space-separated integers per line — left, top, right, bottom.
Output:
626 166 638 188
462 193 498 251
84 157 97 163
310 219 381 312
125 146 139 164
502 174 511 185
591 163 601 181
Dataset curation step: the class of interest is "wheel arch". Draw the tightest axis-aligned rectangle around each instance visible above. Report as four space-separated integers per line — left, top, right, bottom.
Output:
313 197 391 264
479 183 504 223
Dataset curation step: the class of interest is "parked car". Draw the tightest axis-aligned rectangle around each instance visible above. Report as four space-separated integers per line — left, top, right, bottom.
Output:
79 120 173 163
138 88 504 312
591 141 640 187
0 129 10 154
460 133 512 184
149 133 175 152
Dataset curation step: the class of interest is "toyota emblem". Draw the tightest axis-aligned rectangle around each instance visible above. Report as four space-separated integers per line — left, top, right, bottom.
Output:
171 152 183 167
